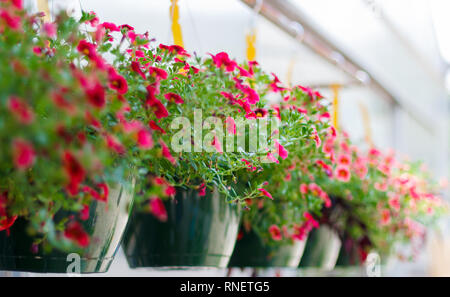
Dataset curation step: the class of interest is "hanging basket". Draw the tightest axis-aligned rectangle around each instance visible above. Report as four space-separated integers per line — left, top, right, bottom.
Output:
122 187 241 268
299 226 341 270
228 229 307 268
0 177 135 274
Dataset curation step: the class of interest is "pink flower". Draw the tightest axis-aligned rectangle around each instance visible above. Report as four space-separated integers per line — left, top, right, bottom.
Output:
150 197 168 222
269 225 282 241
137 129 153 150
275 140 288 160
267 152 279 164
269 73 286 93
337 154 352 166
198 183 206 197
12 138 36 170
388 194 401 212
209 52 237 72
7 96 34 124
226 117 236 135
42 22 56 38
258 188 273 200
300 184 308 195
254 108 268 118
105 134 126 155
212 136 223 154
149 66 168 80
0 10 20 30
164 92 184 104
380 209 391 226
335 166 351 182
100 22 120 32
160 139 176 165
64 222 90 247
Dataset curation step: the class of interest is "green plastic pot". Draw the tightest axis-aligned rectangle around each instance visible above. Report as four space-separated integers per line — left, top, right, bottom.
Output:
228 230 307 268
0 177 135 273
122 187 241 268
299 226 341 270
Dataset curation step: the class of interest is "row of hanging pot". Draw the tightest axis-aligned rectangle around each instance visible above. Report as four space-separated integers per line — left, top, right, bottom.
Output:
0 1 446 273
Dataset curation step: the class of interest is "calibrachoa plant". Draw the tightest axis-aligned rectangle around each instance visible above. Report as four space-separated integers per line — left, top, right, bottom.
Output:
237 81 335 246
82 11 329 220
0 1 145 251
313 132 447 262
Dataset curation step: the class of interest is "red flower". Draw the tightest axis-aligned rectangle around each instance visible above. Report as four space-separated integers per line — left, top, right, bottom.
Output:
209 52 237 72
198 183 206 197
0 215 17 233
149 120 166 134
269 225 282 241
119 24 134 31
100 22 120 32
77 40 97 60
7 96 34 124
137 129 153 150
258 188 273 200
335 165 351 182
149 66 168 80
0 10 20 30
85 82 106 108
148 98 169 119
64 221 90 248
300 184 308 194
160 139 176 165
12 138 35 170
80 205 90 221
82 183 109 202
254 108 268 118
131 61 146 79
105 134 126 154
150 197 168 222
63 151 86 196
109 72 128 94
164 92 184 104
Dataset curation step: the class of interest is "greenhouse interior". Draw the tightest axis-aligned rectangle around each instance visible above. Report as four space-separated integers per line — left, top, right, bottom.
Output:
1 0 450 279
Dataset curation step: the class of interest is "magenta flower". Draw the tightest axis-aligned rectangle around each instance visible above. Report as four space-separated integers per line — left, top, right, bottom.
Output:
269 225 282 241
258 188 273 200
12 138 35 170
150 197 168 222
164 92 184 104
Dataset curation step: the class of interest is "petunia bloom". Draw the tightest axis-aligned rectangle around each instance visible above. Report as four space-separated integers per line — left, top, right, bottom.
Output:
335 166 351 182
137 129 153 150
149 120 166 134
258 188 273 200
109 72 128 94
150 197 168 222
149 66 168 80
164 92 184 104
209 52 237 72
148 97 169 119
269 225 282 241
160 139 176 165
198 183 206 197
85 82 106 108
64 221 90 247
7 96 34 124
12 138 36 170
63 151 86 196
275 140 288 160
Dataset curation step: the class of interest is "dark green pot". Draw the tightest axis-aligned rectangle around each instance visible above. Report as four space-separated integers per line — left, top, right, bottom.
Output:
0 178 135 274
122 187 241 268
228 230 307 268
299 226 341 270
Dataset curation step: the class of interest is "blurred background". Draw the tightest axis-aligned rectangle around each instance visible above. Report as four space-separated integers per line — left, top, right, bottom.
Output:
11 0 450 276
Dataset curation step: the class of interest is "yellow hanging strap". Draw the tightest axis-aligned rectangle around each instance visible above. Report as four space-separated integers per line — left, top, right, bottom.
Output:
246 29 256 61
37 0 51 22
331 84 340 131
285 55 296 88
170 0 184 47
357 101 374 147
